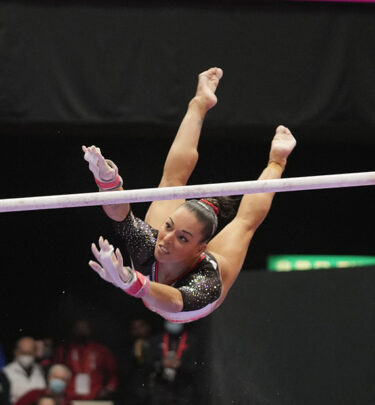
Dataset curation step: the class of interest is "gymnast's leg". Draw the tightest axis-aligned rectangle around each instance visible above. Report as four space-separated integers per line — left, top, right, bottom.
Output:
207 125 296 303
145 67 223 229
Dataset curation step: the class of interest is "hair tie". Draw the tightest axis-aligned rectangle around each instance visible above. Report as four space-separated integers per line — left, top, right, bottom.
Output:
200 199 219 216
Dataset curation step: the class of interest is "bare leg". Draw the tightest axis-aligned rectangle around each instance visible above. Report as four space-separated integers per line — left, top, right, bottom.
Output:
145 67 223 229
207 126 297 303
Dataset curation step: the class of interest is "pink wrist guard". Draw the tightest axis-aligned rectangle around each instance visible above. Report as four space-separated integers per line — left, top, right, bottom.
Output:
95 174 123 190
122 271 150 298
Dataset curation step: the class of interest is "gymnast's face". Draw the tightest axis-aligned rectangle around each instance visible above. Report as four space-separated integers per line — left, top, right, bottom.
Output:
155 206 207 263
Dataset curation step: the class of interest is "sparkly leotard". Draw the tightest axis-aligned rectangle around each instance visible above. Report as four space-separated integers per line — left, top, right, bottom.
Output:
113 211 222 323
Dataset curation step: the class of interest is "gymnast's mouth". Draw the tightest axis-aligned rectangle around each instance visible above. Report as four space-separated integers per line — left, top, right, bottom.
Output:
158 245 170 254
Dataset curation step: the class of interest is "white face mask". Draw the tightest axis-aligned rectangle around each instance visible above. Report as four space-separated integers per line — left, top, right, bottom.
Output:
17 354 35 368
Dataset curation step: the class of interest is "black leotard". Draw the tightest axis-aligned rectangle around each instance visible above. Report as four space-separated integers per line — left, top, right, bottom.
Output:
113 211 222 322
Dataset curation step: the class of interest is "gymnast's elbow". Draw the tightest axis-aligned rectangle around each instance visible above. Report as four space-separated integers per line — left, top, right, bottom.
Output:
169 299 184 313
166 290 184 313
150 298 183 314
143 286 184 313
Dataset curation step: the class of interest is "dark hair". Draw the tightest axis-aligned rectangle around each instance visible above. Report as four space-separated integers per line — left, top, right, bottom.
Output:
182 196 237 242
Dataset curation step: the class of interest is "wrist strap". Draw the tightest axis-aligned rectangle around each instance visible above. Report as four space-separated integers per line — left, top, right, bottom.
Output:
95 174 123 190
93 159 123 190
122 271 150 298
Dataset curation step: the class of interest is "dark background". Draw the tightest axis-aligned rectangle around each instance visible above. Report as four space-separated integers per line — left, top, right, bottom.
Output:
0 1 374 404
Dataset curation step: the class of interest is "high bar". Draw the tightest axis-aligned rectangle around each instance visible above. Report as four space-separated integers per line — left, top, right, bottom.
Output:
0 171 374 213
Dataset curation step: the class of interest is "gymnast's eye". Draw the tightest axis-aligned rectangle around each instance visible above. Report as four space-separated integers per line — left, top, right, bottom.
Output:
165 222 172 230
178 234 188 243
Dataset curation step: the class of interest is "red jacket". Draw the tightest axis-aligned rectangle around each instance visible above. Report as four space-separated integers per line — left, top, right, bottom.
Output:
54 342 118 400
14 389 70 405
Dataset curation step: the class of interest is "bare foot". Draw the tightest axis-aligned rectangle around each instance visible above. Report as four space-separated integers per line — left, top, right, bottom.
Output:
269 125 296 169
193 67 223 111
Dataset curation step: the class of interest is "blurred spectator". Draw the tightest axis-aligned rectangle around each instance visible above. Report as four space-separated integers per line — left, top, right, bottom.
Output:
3 337 46 403
36 395 56 405
54 319 118 401
0 344 6 370
148 321 200 405
15 364 71 405
35 340 54 377
0 370 10 405
123 318 152 405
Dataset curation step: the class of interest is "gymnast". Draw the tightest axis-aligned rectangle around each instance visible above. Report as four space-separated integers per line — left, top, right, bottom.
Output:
83 67 296 323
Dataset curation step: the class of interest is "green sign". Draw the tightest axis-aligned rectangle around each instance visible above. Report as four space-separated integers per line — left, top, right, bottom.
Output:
267 255 375 272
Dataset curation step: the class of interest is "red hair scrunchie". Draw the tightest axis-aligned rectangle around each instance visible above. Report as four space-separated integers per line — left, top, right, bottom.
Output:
200 199 219 216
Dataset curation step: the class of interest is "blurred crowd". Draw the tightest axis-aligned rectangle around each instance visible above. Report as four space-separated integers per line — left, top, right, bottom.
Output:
0 318 202 405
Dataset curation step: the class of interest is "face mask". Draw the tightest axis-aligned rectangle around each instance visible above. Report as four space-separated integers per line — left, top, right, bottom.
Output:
164 321 184 335
49 378 67 394
17 354 35 368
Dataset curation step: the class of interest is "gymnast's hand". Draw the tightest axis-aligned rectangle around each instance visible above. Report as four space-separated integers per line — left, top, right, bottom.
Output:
82 145 118 182
89 236 133 288
269 125 297 169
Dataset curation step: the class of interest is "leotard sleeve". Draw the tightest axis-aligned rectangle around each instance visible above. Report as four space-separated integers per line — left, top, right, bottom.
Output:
112 211 158 273
144 254 222 323
174 253 222 312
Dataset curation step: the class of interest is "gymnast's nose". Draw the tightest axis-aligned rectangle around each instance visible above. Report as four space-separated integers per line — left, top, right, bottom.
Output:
163 231 174 245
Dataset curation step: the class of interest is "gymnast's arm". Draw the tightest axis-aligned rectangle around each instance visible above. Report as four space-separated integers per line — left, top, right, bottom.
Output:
90 237 221 315
101 191 130 223
142 265 221 314
82 145 129 221
142 283 183 313
90 236 184 312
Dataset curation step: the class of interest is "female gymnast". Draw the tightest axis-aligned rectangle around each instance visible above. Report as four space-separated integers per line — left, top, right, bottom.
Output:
83 67 296 323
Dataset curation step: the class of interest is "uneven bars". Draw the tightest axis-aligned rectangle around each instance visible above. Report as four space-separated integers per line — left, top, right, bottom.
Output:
0 171 374 213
